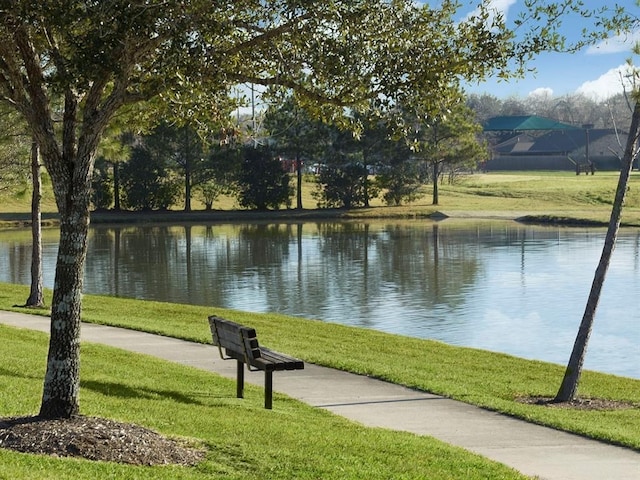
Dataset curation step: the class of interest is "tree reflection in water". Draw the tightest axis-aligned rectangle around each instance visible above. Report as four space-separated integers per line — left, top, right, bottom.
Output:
1 221 639 378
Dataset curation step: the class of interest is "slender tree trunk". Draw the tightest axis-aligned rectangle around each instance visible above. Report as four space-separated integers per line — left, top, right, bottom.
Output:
362 148 370 208
554 101 640 402
25 139 44 307
432 161 439 205
296 151 303 210
184 126 192 212
113 161 121 211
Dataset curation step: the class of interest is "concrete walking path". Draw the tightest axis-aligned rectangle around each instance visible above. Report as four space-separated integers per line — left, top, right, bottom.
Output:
1 310 638 480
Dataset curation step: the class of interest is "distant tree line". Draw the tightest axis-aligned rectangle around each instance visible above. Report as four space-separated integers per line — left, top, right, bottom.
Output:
3 90 636 212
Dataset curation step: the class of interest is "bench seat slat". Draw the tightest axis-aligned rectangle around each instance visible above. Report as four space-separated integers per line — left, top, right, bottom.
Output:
260 348 305 371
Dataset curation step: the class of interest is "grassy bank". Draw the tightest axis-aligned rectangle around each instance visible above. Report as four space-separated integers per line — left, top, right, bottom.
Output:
0 322 529 480
3 171 640 226
1 283 639 455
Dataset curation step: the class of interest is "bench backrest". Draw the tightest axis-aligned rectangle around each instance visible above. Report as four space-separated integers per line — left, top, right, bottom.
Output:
208 316 262 362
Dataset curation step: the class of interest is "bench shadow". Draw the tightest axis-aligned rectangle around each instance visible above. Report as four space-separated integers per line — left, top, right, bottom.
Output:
318 397 444 408
81 379 214 406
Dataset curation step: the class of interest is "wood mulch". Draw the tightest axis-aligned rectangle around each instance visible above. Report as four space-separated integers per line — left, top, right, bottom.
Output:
0 415 206 466
517 396 638 410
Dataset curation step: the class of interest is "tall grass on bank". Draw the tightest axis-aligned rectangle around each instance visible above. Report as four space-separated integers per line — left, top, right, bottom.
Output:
1 282 639 452
0 324 529 480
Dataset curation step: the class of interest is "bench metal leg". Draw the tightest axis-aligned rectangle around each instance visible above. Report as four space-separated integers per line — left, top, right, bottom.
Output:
265 371 273 409
236 360 244 398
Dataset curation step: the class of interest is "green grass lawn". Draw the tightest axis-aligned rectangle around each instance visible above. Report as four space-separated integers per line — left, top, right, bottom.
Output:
0 324 530 480
1 283 639 457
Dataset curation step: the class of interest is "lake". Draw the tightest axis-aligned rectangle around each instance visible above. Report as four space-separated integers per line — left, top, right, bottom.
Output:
1 219 638 379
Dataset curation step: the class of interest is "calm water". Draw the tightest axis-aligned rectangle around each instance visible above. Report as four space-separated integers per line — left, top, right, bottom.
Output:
1 220 639 379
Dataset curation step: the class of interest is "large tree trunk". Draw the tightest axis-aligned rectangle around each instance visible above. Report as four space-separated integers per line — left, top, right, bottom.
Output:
37 91 97 418
554 100 640 402
38 192 90 418
25 139 44 307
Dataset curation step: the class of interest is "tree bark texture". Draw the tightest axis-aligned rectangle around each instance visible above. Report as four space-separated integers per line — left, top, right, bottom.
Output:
555 100 640 402
36 92 102 418
38 205 90 418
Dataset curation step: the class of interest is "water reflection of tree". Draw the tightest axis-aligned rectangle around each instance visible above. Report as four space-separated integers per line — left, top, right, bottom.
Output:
3 229 58 287
82 222 575 328
375 224 480 312
316 223 377 261
6 241 32 285
81 223 483 320
169 224 295 309
85 226 178 302
235 224 291 270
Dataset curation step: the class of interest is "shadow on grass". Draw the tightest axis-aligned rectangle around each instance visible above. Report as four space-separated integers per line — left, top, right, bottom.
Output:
81 379 216 406
0 366 42 381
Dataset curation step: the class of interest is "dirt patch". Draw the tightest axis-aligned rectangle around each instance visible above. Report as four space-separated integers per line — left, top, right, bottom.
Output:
517 396 637 411
0 415 206 466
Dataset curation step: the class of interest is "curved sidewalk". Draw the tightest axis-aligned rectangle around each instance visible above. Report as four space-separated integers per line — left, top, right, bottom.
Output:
1 310 638 480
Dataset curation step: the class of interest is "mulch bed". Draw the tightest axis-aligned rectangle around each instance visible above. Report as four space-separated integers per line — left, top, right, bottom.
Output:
517 396 638 410
0 415 206 466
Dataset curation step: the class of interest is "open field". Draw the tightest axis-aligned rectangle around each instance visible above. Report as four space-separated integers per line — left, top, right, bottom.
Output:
3 171 640 226
1 283 639 455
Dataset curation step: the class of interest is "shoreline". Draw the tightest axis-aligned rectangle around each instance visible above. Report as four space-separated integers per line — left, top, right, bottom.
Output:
0 208 616 228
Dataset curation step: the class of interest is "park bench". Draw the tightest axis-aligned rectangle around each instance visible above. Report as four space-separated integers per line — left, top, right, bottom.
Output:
576 162 595 175
208 316 304 409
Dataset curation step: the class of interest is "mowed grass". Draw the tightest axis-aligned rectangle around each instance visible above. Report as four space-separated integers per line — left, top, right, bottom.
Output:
436 171 638 220
0 320 529 479
1 283 639 455
4 170 640 225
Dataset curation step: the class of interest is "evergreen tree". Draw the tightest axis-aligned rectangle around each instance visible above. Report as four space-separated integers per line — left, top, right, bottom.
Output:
237 147 292 210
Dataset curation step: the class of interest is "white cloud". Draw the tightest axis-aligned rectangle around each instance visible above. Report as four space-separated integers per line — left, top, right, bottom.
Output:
528 87 554 98
587 31 640 55
462 0 517 24
576 64 637 99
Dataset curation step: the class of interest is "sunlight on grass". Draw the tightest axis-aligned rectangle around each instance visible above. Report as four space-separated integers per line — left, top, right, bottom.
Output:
3 170 640 225
0 322 530 479
1 283 639 453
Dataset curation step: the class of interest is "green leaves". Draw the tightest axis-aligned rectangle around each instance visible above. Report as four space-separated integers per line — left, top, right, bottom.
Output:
2 0 634 133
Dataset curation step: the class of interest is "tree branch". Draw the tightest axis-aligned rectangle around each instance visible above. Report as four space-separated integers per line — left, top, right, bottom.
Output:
222 12 314 56
227 72 368 107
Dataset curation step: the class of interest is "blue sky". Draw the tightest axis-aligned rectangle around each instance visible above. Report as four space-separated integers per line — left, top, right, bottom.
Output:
458 0 640 99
